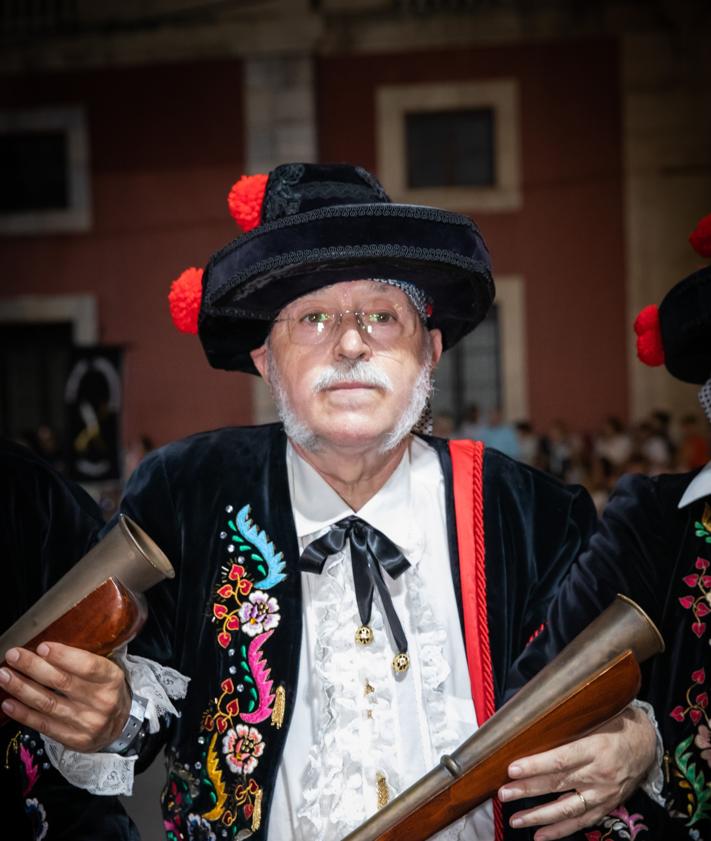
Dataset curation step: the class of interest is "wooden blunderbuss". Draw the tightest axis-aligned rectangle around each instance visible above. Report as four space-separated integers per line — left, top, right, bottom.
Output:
344 595 664 841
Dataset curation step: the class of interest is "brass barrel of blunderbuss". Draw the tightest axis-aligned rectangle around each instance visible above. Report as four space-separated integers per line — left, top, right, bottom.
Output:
0 514 174 724
343 594 664 841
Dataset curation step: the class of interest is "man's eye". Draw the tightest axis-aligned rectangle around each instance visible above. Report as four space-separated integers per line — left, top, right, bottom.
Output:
301 312 331 324
365 311 397 324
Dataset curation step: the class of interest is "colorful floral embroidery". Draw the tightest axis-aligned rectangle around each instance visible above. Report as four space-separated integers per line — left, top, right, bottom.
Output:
678 557 711 638
669 666 708 726
694 504 711 544
161 503 287 839
585 805 648 839
223 725 265 774
5 730 50 840
238 591 280 636
24 798 48 841
672 734 711 826
695 724 711 767
667 664 711 827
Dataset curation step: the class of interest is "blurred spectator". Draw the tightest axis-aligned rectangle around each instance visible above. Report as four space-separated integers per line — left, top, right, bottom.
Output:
637 420 672 473
515 420 540 466
540 420 573 480
678 413 710 470
594 416 632 475
479 407 520 459
456 403 487 440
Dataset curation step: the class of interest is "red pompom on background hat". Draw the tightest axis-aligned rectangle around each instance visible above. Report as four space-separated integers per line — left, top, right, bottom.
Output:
689 212 711 258
227 173 269 232
633 304 665 367
169 267 203 334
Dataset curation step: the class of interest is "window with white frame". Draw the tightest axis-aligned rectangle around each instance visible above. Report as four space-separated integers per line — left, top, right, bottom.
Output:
376 78 521 212
0 106 92 235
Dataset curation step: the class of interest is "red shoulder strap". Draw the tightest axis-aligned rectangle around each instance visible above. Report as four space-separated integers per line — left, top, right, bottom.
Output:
449 440 503 840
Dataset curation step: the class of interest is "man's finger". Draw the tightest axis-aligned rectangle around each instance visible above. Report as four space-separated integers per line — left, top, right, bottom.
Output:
507 738 592 779
2 647 80 695
0 666 75 719
507 790 602 839
25 642 121 684
1 696 103 752
499 770 581 802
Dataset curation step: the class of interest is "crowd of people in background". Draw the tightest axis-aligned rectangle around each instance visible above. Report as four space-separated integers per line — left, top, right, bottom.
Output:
13 407 710 517
434 405 711 512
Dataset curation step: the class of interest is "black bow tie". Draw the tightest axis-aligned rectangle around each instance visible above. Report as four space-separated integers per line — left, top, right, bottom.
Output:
299 516 411 669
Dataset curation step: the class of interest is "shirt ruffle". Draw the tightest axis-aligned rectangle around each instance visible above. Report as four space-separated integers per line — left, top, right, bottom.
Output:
295 548 467 840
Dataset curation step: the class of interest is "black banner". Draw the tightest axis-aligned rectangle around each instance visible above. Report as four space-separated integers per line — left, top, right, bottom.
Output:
64 346 123 482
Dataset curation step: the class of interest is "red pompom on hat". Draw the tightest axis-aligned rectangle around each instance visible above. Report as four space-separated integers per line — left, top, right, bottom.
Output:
169 267 203 334
227 173 269 232
689 212 711 258
633 304 665 367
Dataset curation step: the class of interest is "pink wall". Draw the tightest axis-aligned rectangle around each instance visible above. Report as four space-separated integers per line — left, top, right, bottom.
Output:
1 60 252 447
317 39 627 432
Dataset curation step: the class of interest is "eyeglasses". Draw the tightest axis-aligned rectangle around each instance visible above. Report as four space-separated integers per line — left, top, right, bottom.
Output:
274 304 419 347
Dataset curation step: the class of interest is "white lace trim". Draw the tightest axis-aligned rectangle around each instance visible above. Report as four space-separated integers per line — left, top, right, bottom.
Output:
630 698 666 807
295 553 463 839
42 647 190 796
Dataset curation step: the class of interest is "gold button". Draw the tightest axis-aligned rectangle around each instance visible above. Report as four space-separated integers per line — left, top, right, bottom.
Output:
355 624 374 645
392 652 410 674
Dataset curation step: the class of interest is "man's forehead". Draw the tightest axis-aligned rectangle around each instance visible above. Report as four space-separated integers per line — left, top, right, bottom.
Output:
282 280 410 311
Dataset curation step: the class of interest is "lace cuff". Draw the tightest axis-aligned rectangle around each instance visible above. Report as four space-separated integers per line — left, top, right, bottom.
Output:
629 698 665 806
41 648 190 796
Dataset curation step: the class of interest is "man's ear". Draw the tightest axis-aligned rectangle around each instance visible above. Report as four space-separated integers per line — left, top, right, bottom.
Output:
428 328 443 367
250 344 269 383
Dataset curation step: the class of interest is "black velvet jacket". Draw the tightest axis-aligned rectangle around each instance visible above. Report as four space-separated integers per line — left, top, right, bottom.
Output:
0 440 139 841
515 471 711 840
119 424 597 841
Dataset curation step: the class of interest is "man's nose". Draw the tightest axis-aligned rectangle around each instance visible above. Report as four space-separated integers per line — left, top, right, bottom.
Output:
333 312 372 360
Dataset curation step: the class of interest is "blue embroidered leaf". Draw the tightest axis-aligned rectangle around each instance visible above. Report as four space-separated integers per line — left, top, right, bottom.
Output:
235 504 287 589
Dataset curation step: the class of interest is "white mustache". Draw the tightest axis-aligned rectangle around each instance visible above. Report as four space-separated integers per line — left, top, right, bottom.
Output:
312 361 393 392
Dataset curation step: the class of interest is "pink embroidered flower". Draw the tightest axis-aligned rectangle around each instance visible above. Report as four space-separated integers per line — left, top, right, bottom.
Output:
695 724 711 767
222 724 265 775
238 590 280 637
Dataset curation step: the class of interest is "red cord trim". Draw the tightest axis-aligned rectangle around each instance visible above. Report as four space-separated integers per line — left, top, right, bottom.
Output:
449 439 501 839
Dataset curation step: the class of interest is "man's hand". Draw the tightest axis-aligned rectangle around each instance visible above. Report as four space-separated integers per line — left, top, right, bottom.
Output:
0 642 131 752
498 705 657 841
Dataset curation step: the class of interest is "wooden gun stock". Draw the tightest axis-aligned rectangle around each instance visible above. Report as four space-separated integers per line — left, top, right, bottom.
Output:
344 596 665 841
0 577 147 727
349 651 639 841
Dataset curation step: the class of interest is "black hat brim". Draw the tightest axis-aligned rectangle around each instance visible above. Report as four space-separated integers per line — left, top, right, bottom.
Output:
199 203 494 374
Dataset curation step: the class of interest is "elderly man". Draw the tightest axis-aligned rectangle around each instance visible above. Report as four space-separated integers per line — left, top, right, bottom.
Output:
0 164 657 841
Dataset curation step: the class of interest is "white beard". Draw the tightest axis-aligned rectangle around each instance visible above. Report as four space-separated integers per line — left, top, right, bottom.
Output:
266 349 433 454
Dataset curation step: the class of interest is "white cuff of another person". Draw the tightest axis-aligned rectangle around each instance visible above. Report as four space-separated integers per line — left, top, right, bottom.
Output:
630 698 665 806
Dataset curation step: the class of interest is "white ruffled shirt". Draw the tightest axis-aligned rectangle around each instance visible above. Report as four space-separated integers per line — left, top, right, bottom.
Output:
268 438 494 840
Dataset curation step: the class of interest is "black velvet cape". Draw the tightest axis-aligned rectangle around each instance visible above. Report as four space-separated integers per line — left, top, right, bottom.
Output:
118 424 597 841
0 439 139 841
515 471 711 840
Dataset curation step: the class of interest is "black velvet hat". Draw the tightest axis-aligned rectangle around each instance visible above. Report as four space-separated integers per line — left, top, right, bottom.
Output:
170 163 495 374
635 214 711 385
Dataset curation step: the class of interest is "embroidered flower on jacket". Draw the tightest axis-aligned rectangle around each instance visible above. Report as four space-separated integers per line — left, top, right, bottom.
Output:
695 724 711 767
238 590 281 637
186 812 216 841
222 724 265 775
24 798 48 841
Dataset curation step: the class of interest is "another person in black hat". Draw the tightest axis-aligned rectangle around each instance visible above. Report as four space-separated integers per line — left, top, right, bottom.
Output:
511 213 711 839
0 164 658 841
